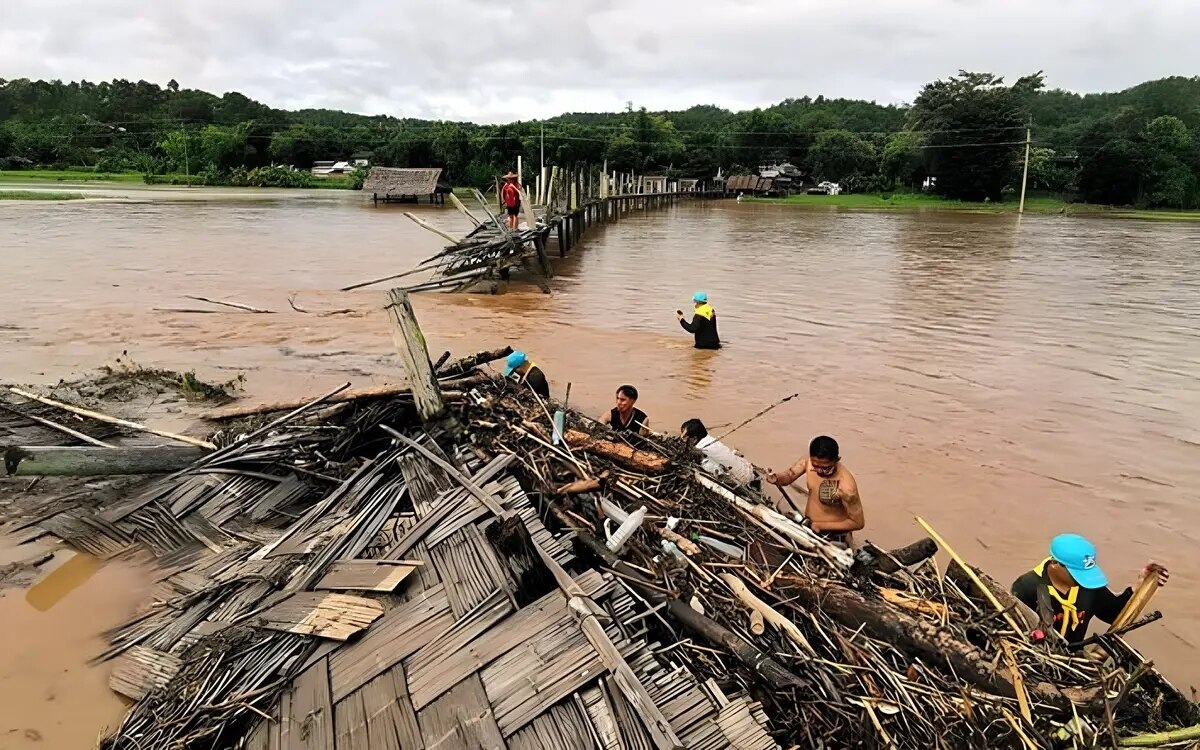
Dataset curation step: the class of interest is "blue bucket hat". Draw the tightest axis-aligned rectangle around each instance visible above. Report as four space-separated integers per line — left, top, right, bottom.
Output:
1049 533 1107 589
503 350 527 377
693 291 708 304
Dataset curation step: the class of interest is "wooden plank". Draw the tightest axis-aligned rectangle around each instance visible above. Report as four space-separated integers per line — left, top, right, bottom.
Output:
245 718 270 750
481 630 604 737
384 289 446 423
314 559 423 592
7 387 216 449
390 664 424 749
285 659 334 750
334 689 369 750
417 675 506 749
353 670 403 750
3 445 206 476
328 585 453 701
108 645 183 700
258 592 383 641
405 576 609 710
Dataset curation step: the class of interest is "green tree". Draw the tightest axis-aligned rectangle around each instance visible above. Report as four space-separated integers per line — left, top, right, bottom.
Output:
808 129 876 182
1143 115 1196 208
158 129 203 173
1027 147 1077 193
880 131 926 188
199 124 249 171
909 71 1043 200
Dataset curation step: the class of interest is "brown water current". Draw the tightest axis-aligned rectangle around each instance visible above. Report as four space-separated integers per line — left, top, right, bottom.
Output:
2 189 1199 733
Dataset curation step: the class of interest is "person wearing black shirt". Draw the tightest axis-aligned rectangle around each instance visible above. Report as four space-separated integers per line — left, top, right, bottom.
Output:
676 291 720 350
1011 533 1168 643
502 350 550 400
599 384 649 435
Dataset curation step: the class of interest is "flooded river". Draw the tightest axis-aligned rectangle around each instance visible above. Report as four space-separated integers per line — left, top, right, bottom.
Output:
2 188 1199 736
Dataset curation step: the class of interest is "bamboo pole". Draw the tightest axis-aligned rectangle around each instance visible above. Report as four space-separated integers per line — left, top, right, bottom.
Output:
183 295 273 314
0 403 115 448
402 212 462 244
7 387 215 450
916 516 1025 637
1118 724 1200 747
447 192 483 226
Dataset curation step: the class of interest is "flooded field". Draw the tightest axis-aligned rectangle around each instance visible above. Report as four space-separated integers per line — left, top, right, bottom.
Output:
2 189 1199 739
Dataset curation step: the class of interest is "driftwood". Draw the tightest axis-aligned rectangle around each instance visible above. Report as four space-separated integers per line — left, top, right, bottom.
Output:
720 573 815 656
0 403 115 448
7 387 216 450
183 295 273 314
946 560 1037 632
205 374 489 421
558 508 806 690
864 537 938 574
564 429 668 473
3 445 207 476
436 346 513 378
1118 723 1200 747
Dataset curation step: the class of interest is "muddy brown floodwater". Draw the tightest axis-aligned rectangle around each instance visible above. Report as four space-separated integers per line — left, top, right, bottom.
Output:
2 189 1199 739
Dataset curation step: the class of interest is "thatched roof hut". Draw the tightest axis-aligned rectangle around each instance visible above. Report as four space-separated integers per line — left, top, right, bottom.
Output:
364 167 452 204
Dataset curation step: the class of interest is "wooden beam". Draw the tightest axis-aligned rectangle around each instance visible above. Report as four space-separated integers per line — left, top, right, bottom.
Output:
6 387 215 449
403 212 462 244
384 289 446 423
2 445 206 476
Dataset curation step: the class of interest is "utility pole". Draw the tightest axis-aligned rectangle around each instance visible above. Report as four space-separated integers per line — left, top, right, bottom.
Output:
182 120 191 188
1018 123 1031 214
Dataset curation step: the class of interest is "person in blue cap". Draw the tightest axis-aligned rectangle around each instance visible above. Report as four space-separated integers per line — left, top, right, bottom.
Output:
676 292 720 350
502 351 550 399
1010 534 1169 643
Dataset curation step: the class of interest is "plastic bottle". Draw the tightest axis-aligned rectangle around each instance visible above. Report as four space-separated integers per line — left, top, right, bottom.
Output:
606 505 646 552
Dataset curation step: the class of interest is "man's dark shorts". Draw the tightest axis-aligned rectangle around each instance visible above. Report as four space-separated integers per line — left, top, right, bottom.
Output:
506 205 521 217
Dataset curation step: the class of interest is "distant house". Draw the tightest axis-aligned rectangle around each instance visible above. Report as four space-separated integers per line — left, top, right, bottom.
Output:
363 167 453 204
642 176 669 194
350 151 374 168
312 160 355 177
725 174 774 195
678 178 700 192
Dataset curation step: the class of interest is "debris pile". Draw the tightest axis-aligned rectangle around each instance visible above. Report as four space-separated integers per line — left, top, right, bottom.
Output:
1 306 1196 749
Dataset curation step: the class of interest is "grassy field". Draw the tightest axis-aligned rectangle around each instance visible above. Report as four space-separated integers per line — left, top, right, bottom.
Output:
749 192 1200 221
0 169 144 184
0 190 87 200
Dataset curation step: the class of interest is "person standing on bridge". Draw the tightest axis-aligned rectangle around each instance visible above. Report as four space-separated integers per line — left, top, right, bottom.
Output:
500 171 522 231
677 292 720 349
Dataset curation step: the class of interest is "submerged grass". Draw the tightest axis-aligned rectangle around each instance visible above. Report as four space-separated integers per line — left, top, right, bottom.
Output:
748 192 1200 221
0 190 87 200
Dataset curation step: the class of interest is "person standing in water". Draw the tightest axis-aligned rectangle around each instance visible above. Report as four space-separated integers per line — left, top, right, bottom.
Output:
599 385 649 435
677 292 720 350
1010 534 1168 644
502 351 549 399
766 435 864 546
500 171 521 231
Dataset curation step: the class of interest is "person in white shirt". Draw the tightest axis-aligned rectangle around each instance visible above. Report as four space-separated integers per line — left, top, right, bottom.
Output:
681 419 757 488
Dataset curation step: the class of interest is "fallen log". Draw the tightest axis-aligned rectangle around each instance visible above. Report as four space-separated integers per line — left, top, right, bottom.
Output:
863 537 938 574
436 346 513 378
205 374 490 420
3 445 207 476
778 574 1084 705
946 560 1037 632
565 429 669 473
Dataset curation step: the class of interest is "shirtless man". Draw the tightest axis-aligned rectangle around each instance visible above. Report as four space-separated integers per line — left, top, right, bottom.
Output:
765 435 864 545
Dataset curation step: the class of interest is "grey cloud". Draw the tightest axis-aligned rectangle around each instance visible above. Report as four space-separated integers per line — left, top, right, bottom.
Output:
1 0 1198 122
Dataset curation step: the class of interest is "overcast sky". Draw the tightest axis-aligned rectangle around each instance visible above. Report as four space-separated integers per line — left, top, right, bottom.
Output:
2 0 1197 123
